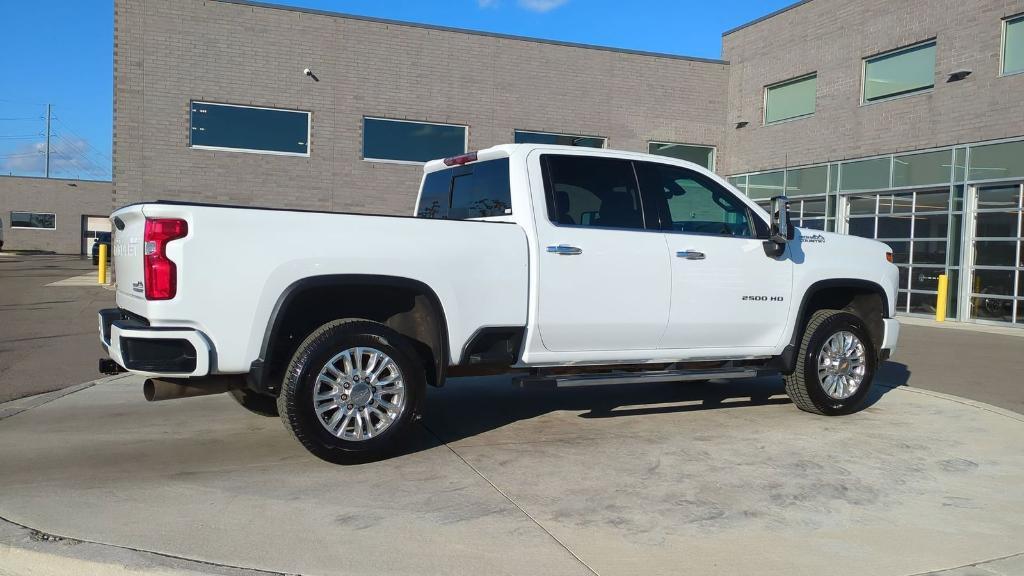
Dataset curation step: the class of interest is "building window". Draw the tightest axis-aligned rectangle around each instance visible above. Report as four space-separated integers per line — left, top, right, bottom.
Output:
647 142 715 170
514 130 606 148
363 117 467 164
189 101 310 156
863 41 936 103
764 73 817 124
1003 15 1024 75
10 211 56 230
416 159 512 220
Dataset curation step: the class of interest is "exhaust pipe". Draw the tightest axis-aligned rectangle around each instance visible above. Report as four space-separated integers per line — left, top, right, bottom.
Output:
143 376 244 402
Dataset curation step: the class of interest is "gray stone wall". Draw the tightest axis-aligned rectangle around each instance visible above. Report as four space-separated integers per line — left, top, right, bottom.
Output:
114 0 729 214
722 0 1024 175
0 176 112 254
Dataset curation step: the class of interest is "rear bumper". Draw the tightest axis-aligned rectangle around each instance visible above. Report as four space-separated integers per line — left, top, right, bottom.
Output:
880 318 900 356
98 308 211 377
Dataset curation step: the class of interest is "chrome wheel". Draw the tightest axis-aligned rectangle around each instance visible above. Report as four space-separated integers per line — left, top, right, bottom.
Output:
816 330 866 400
313 347 406 441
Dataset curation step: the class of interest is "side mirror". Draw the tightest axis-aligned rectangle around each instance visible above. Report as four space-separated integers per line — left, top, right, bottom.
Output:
770 195 794 243
763 195 793 258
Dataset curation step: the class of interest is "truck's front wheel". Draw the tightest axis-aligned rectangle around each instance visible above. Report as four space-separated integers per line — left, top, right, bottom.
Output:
785 309 876 416
277 319 424 464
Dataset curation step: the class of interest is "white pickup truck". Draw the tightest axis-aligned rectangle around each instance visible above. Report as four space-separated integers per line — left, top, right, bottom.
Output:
99 144 900 463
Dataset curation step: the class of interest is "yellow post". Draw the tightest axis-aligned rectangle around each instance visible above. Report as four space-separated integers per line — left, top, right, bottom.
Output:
935 273 948 322
98 243 108 285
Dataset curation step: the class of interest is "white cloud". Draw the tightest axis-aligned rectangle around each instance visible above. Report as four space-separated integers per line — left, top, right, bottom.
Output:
0 137 109 179
517 0 569 12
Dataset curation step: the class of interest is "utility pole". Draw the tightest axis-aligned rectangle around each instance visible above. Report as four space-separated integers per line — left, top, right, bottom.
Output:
45 104 51 178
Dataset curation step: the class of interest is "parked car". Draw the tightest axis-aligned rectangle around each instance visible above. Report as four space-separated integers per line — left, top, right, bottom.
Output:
92 232 111 265
98 144 900 463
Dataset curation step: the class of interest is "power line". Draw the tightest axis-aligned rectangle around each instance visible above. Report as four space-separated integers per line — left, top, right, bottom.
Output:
52 116 112 162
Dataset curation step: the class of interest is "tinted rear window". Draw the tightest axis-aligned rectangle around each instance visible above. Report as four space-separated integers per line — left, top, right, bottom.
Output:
416 159 511 220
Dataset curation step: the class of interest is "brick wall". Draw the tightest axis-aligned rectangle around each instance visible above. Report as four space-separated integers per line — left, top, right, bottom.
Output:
114 0 729 214
721 0 1024 175
0 176 112 254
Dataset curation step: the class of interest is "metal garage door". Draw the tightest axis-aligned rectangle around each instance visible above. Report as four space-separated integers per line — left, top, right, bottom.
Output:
82 216 112 255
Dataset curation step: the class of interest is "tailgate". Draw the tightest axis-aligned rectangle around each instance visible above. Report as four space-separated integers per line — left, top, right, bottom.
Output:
111 205 147 303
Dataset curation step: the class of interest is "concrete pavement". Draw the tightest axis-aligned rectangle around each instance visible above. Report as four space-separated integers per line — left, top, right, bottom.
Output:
1 373 1022 576
0 254 114 402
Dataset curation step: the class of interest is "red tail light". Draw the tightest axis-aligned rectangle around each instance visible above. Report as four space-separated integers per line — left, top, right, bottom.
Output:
143 218 188 300
443 152 477 166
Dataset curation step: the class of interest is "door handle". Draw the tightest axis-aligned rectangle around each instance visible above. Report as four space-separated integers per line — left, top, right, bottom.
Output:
676 250 705 260
547 244 583 256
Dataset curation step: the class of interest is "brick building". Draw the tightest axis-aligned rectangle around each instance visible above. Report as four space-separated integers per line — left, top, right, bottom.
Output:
5 0 1023 326
0 176 112 254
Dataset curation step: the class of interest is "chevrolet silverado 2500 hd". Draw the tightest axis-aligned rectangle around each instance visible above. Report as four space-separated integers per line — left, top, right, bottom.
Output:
99 144 900 463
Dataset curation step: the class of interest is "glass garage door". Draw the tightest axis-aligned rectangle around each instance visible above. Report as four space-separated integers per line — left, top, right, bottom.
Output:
844 188 957 316
968 184 1023 325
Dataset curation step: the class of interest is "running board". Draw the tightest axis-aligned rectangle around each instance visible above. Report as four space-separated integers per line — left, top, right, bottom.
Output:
514 367 762 389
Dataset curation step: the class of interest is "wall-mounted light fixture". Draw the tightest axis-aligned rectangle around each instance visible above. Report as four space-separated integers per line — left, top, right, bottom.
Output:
947 69 972 82
735 120 749 129
303 68 319 82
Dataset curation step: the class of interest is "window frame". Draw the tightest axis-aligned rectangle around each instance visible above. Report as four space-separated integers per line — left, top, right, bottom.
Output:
647 141 717 171
188 101 311 157
860 39 937 105
636 161 761 240
1001 13 1024 77
362 117 469 165
10 211 57 231
763 72 818 125
539 154 651 233
514 129 607 149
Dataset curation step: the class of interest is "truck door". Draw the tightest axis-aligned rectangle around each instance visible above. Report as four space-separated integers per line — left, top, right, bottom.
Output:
634 161 793 350
531 152 671 352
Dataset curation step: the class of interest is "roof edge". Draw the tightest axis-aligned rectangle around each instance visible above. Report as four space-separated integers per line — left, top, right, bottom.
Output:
212 0 728 65
722 0 814 37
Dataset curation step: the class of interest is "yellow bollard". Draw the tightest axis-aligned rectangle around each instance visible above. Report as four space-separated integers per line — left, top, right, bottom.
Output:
98 243 108 285
935 273 948 322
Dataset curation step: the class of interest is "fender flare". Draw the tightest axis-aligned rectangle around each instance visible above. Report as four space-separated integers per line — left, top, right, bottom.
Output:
247 274 449 394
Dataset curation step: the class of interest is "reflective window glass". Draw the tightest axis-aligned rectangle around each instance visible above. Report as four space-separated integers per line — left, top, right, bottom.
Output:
636 162 753 237
785 165 828 196
364 118 466 163
909 292 939 315
892 150 952 187
190 101 309 155
972 269 1016 297
877 215 912 238
913 213 948 239
847 194 878 215
847 217 875 238
765 74 817 123
840 157 891 191
648 143 715 170
10 211 55 229
969 141 1024 181
913 240 947 264
975 211 1020 238
1004 15 1024 75
864 42 936 102
728 175 748 195
977 185 1021 209
878 193 914 214
911 267 942 291
914 190 950 212
747 171 785 200
974 240 1019 267
884 241 911 264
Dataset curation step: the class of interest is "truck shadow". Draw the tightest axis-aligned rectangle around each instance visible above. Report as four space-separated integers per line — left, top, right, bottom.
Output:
417 362 910 449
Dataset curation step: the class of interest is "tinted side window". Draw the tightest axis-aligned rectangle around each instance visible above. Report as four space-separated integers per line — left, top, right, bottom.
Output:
636 163 753 238
416 158 511 220
450 159 511 219
542 155 645 230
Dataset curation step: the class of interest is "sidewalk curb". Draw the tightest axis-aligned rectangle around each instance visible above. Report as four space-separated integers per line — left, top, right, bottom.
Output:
889 385 1024 423
0 375 130 421
0 515 287 576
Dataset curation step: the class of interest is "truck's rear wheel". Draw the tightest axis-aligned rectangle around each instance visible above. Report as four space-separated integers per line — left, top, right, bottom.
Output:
785 309 876 416
277 319 424 464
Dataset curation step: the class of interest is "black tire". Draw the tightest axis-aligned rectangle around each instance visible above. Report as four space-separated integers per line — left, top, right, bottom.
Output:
229 387 279 417
277 319 425 464
784 309 876 416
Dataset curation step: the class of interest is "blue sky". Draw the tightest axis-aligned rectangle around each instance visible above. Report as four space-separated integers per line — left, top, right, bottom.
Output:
0 0 792 181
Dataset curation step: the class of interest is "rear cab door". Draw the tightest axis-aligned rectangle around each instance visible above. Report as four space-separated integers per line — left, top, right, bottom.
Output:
527 150 671 352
